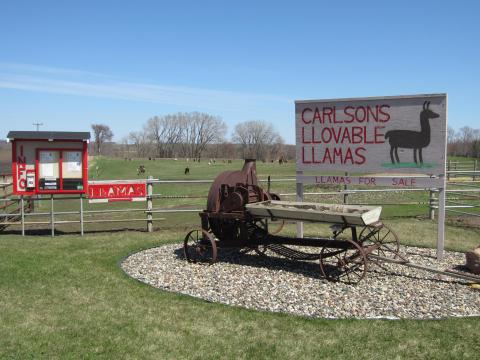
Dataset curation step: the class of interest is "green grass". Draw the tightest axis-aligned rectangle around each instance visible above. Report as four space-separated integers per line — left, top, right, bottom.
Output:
381 162 436 169
1 156 479 358
91 157 297 181
1 231 480 360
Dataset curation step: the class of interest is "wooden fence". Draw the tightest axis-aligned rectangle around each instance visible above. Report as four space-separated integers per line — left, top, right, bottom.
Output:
447 160 478 181
0 172 33 230
0 165 479 236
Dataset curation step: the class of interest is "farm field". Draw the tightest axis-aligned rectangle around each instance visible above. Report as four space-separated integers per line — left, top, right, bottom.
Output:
1 157 480 359
1 231 480 359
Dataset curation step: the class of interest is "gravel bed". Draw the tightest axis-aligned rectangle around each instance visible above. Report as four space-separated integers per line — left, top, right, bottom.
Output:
121 244 480 319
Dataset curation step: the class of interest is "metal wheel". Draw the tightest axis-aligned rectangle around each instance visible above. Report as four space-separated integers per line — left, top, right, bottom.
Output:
359 223 400 261
319 239 367 284
183 229 217 264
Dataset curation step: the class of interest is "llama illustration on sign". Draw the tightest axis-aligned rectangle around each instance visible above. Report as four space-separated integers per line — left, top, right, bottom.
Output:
384 101 439 166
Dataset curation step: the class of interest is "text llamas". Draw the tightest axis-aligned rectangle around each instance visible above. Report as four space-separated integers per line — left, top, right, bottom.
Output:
385 101 439 164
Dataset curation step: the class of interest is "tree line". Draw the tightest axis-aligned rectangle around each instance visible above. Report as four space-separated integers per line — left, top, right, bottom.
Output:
448 126 480 158
92 118 480 161
91 112 291 161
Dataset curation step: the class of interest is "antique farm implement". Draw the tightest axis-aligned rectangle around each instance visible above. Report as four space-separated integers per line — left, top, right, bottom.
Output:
184 159 480 284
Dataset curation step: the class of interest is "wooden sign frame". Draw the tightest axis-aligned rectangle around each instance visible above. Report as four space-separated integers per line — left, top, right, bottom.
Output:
295 94 447 259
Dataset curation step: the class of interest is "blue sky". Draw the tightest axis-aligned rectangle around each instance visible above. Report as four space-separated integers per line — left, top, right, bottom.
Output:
1 0 478 144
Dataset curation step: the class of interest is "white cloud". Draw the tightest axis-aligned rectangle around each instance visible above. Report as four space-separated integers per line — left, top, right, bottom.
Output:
0 63 290 112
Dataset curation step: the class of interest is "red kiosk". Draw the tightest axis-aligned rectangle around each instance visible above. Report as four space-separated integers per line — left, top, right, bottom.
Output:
7 131 90 195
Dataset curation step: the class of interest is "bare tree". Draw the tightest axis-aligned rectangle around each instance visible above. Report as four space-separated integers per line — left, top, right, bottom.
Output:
447 126 457 145
145 115 183 158
269 135 285 162
179 112 227 160
209 142 237 160
472 129 480 158
447 126 480 157
91 124 113 155
447 126 460 156
232 120 282 161
127 131 150 158
459 126 474 156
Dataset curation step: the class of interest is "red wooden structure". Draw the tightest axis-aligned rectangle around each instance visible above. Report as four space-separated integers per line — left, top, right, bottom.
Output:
7 131 90 195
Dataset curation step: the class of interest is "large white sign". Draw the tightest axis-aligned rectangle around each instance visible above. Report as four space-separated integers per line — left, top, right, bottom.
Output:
295 94 447 175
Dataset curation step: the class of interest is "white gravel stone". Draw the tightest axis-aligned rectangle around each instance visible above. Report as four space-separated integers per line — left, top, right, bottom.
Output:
121 244 480 319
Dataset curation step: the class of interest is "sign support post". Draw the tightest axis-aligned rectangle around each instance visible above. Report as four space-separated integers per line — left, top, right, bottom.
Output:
296 170 304 238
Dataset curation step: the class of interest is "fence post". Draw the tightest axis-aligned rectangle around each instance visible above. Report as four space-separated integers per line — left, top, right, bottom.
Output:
473 160 477 181
429 190 435 220
447 160 451 181
147 176 153 232
80 194 84 236
21 195 25 236
50 194 55 237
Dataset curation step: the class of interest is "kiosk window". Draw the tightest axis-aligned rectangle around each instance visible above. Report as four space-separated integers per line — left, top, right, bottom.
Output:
39 151 60 190
62 151 84 190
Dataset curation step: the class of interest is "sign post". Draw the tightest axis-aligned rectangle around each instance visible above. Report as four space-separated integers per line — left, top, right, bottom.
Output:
295 94 447 259
296 170 304 238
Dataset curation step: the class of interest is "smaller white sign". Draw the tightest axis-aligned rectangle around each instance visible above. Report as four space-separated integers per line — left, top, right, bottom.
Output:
298 175 443 188
40 151 55 177
65 151 82 172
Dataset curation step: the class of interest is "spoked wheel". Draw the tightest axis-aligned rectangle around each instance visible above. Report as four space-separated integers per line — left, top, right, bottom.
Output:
359 223 400 262
183 229 218 264
319 239 367 284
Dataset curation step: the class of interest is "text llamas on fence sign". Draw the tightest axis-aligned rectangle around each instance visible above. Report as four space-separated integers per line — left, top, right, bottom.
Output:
295 94 447 175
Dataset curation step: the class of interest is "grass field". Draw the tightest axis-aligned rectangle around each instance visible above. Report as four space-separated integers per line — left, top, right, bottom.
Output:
1 231 480 360
1 157 480 359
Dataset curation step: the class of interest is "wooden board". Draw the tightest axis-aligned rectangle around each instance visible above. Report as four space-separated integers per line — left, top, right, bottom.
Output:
246 200 382 226
295 94 447 175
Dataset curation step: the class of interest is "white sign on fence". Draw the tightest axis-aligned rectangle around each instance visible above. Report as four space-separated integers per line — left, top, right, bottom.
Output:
296 94 447 175
295 94 448 259
297 175 444 189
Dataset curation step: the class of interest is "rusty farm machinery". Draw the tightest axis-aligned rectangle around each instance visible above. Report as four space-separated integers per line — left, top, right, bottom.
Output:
184 159 480 285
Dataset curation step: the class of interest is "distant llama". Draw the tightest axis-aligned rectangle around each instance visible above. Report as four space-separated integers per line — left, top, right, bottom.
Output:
137 165 146 175
385 101 439 164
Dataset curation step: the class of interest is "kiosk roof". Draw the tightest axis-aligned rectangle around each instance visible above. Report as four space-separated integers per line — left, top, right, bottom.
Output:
6 131 90 141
